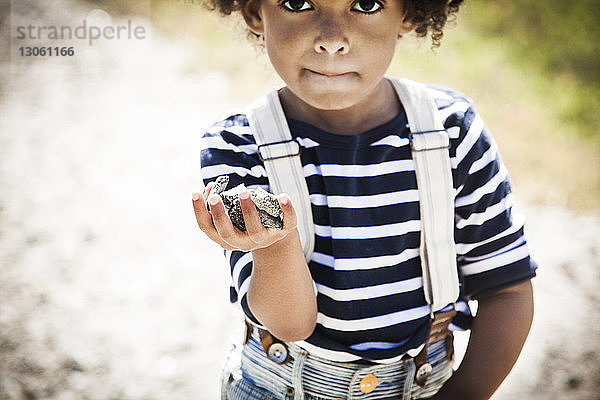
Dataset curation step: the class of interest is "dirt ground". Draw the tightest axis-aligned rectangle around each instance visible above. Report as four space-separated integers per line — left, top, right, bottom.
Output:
1 3 599 400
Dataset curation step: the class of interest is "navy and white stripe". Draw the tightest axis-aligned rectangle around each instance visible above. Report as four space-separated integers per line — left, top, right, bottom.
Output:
200 83 537 362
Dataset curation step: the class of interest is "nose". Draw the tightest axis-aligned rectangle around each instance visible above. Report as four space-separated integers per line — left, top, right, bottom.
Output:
313 14 349 55
314 39 348 55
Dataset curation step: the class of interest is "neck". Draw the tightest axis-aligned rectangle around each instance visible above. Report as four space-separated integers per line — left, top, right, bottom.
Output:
278 78 401 135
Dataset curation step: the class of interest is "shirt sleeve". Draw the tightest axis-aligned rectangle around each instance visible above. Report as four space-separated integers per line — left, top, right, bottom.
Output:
449 102 537 300
199 113 269 327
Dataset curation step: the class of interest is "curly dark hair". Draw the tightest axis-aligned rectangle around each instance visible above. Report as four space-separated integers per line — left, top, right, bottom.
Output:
202 0 464 48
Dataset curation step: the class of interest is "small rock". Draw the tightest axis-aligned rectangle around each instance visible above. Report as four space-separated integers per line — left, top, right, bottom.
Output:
211 175 229 196
209 175 283 231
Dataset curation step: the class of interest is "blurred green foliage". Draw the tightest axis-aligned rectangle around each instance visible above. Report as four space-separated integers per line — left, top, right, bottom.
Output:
470 0 599 80
465 0 600 141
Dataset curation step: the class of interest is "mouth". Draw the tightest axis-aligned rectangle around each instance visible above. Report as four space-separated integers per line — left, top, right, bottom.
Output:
307 69 354 77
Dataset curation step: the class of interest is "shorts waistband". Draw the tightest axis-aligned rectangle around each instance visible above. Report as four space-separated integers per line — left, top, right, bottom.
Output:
241 329 451 400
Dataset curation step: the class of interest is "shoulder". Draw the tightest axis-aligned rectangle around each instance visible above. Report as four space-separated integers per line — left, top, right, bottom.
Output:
202 112 255 145
390 78 481 143
417 82 488 137
200 112 263 165
423 83 473 107
422 83 478 131
415 83 498 180
199 112 268 185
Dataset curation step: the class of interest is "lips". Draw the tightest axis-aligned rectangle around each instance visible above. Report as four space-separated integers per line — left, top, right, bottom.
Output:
306 69 355 78
311 70 348 76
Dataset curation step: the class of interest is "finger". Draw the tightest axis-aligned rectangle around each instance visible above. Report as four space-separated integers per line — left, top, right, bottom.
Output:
278 193 298 231
203 181 215 201
192 192 214 231
207 194 243 247
192 192 235 250
239 190 268 244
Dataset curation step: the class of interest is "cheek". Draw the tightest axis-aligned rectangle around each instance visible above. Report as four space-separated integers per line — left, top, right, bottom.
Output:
264 27 303 74
360 37 397 75
358 24 398 59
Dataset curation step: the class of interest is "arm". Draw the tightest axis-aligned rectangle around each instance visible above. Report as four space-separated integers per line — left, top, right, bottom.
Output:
193 183 317 341
249 228 318 341
433 280 534 400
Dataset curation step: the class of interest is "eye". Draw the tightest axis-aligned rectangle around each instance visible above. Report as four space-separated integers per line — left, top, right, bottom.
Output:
351 0 383 13
281 0 313 12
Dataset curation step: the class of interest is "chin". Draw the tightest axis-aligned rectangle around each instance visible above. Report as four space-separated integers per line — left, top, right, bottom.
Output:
301 92 360 111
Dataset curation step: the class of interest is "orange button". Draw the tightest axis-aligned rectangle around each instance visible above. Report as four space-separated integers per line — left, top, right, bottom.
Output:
359 373 377 394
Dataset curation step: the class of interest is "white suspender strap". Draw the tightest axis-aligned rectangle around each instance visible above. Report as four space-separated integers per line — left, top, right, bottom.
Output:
388 77 459 312
246 90 315 262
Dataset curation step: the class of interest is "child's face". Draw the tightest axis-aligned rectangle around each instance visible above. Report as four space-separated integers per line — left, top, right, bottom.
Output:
242 0 413 112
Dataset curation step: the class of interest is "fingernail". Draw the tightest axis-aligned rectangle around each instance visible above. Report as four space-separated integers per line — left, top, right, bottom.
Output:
240 191 250 200
192 192 200 201
280 195 289 205
208 195 220 205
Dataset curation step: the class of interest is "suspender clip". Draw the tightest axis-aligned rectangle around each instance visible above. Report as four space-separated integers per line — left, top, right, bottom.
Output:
257 139 301 162
409 130 451 152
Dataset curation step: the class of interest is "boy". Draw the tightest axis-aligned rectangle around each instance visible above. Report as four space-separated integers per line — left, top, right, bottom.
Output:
193 0 536 398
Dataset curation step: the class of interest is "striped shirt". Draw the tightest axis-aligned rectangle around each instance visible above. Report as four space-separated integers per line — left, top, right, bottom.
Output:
199 83 537 362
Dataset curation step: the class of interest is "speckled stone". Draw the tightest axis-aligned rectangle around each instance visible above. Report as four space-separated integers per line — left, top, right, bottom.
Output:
211 175 229 196
209 175 283 231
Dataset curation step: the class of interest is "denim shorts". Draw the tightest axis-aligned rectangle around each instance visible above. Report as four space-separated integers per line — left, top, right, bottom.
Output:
221 329 453 400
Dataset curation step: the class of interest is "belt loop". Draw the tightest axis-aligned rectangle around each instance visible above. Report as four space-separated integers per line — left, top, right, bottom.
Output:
346 368 360 400
292 350 307 400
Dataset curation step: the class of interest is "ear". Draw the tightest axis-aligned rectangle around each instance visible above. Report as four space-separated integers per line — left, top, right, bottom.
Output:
398 18 415 36
396 22 415 39
398 1 415 37
241 0 264 35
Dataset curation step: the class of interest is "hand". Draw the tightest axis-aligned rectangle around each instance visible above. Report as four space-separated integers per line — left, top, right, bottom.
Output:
192 181 298 252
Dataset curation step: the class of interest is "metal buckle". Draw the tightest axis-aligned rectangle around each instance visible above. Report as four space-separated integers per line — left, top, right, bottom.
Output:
409 130 451 152
257 139 301 162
